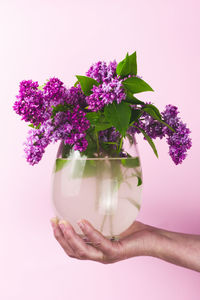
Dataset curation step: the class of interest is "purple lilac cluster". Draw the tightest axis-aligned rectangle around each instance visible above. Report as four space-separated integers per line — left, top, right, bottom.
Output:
162 105 192 165
86 78 126 111
43 77 68 106
13 80 49 126
65 85 87 108
99 127 120 143
127 104 192 165
23 106 90 165
85 60 126 111
14 77 90 165
86 60 117 83
23 128 51 165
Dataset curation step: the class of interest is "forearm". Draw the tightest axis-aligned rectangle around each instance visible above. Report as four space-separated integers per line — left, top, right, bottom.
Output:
149 227 200 272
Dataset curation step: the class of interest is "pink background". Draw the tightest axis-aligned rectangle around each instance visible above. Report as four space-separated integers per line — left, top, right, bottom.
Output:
1 0 200 299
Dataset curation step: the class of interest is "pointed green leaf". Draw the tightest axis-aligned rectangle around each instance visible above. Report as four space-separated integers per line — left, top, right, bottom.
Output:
104 102 131 137
134 125 158 158
137 176 142 186
129 51 137 75
76 75 100 96
116 51 137 77
74 80 79 87
116 52 130 77
125 90 145 105
143 104 162 119
143 107 175 132
122 77 154 94
129 109 142 125
95 123 113 131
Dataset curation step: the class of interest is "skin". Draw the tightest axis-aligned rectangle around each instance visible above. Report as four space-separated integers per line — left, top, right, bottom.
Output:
50 217 200 272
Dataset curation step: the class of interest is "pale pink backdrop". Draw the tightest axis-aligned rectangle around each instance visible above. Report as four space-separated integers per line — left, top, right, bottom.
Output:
1 0 200 299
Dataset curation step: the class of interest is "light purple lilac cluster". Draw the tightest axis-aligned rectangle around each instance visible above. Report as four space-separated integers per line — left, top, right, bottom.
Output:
162 105 192 165
86 78 126 111
127 104 192 165
85 60 126 111
86 60 117 83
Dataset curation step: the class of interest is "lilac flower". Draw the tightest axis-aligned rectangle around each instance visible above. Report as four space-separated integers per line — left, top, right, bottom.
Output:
86 78 126 111
86 60 117 83
13 80 48 126
162 105 192 165
51 105 90 151
23 128 51 165
128 104 192 164
99 127 120 143
43 77 68 106
64 85 87 107
23 105 90 165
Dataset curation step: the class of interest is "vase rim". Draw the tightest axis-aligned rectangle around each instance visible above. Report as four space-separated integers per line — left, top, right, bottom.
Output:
56 156 139 161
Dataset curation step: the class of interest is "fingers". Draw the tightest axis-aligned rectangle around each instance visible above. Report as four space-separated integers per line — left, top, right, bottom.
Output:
77 219 115 257
56 219 103 261
50 217 123 263
50 217 75 258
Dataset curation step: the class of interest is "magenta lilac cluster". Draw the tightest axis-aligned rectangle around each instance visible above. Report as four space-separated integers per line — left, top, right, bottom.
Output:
13 57 192 166
13 77 90 165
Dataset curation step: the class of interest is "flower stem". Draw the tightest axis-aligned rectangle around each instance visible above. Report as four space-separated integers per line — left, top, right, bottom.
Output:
117 136 123 154
95 130 100 156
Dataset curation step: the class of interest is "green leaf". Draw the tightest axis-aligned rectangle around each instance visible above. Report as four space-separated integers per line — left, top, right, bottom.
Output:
122 77 154 94
116 51 137 77
121 157 140 168
86 112 112 131
124 90 145 105
74 80 79 87
86 112 101 125
55 158 68 172
129 109 142 125
104 102 131 137
143 104 162 119
51 104 67 118
116 52 130 77
76 75 100 96
28 123 41 129
95 123 113 131
128 51 137 75
134 125 158 158
137 176 142 186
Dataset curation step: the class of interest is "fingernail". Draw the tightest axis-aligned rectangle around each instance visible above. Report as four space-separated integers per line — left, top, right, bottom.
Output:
58 219 70 230
50 217 59 228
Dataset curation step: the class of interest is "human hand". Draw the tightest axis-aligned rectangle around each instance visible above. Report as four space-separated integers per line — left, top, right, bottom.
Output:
50 218 157 264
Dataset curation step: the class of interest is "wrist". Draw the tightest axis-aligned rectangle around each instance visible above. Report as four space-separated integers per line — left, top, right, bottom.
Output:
138 226 172 258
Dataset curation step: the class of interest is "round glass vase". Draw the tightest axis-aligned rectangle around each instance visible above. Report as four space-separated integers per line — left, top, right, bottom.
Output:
51 136 143 241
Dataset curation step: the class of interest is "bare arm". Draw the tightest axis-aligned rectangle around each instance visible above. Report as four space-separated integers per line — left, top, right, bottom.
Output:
50 218 200 272
149 226 200 272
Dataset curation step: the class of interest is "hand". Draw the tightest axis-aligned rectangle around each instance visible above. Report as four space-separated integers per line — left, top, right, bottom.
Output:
50 217 156 264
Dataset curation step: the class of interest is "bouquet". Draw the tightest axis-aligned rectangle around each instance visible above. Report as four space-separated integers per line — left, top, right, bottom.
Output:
13 51 192 166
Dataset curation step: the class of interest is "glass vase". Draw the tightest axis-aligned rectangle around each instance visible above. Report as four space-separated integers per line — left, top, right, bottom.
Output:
51 136 142 241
